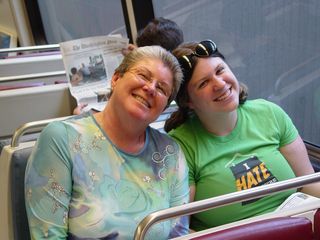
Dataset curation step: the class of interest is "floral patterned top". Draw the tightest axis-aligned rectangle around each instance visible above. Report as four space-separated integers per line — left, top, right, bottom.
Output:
25 113 189 239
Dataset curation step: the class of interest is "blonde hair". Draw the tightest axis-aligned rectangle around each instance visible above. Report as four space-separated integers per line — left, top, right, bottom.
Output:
112 45 183 105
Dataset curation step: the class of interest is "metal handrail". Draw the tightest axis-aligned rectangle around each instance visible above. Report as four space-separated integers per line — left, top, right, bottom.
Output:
11 116 72 147
0 44 60 54
134 172 320 240
305 141 320 160
0 71 66 83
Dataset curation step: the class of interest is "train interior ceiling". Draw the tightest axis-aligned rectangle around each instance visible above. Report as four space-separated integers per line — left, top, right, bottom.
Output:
1 0 320 240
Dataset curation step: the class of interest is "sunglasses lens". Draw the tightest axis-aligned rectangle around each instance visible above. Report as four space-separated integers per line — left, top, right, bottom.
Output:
178 55 194 79
196 40 217 56
178 40 217 81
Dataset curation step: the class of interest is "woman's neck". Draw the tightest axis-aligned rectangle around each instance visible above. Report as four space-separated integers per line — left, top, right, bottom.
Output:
197 109 238 136
94 105 147 154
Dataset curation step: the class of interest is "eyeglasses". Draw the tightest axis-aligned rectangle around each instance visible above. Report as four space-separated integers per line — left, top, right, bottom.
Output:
178 40 218 80
128 68 172 98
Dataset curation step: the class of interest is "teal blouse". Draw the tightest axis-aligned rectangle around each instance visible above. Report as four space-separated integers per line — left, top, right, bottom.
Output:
25 113 189 239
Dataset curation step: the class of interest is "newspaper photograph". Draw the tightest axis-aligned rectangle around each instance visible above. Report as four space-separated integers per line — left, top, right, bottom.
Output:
59 35 129 112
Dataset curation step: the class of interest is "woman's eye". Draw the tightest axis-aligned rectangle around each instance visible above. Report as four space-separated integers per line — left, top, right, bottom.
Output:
198 80 208 89
157 86 166 95
138 73 149 81
216 66 225 75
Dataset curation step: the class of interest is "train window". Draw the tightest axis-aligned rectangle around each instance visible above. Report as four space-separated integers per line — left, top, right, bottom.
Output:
153 0 320 146
36 0 127 43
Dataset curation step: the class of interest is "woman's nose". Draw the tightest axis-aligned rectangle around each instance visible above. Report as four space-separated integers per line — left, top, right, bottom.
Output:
143 81 157 96
212 77 226 91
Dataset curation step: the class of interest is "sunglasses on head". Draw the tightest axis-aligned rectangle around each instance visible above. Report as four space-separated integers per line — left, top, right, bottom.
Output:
178 40 218 80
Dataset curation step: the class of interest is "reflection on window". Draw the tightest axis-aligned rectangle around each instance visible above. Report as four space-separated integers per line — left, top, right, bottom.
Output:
37 0 127 44
153 0 320 145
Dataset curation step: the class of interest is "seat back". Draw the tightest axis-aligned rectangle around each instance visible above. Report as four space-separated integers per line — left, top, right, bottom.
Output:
192 216 314 240
314 209 320 240
305 141 320 172
0 84 76 138
0 115 70 240
10 147 33 240
0 142 35 240
0 51 63 77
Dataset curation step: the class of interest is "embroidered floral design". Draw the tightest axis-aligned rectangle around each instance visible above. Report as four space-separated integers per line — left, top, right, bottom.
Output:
152 144 176 180
48 169 67 214
143 175 151 183
71 131 105 154
63 211 68 224
89 170 99 189
26 188 32 200
92 132 106 150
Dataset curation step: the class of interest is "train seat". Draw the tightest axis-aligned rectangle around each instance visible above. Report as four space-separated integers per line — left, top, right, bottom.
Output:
0 141 34 240
190 216 315 240
0 53 64 77
315 209 320 239
0 83 76 138
10 145 33 240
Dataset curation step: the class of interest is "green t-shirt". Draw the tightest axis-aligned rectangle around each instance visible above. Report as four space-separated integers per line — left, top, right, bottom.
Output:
169 99 298 230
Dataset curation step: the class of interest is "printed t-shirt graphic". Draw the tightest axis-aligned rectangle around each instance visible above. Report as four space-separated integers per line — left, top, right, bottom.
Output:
228 153 278 205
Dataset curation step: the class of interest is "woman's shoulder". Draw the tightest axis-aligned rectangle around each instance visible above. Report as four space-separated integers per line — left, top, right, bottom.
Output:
65 113 96 128
35 120 69 149
245 98 275 107
243 98 284 113
149 127 178 145
41 114 95 138
241 99 291 128
42 120 68 136
168 116 198 140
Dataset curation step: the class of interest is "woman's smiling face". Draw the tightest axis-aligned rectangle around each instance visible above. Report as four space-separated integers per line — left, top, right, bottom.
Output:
186 57 240 115
111 58 173 124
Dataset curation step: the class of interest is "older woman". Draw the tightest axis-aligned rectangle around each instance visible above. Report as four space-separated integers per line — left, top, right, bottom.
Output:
165 40 320 231
25 46 189 239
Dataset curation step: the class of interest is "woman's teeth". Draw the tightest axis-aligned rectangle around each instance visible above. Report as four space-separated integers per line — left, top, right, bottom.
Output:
216 88 231 101
135 95 150 108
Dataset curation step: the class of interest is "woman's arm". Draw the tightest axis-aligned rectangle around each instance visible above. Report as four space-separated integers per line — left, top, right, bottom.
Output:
25 122 72 239
168 149 190 237
189 185 196 202
280 135 320 197
188 185 196 233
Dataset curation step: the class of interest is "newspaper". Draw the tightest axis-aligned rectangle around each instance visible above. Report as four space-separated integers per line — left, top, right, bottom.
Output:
275 192 320 211
59 35 129 112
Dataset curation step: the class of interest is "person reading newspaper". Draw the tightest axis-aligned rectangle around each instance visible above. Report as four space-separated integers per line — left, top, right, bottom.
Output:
25 46 189 239
73 17 184 114
60 35 129 114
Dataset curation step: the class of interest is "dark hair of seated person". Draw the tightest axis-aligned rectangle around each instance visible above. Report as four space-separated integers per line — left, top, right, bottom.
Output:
136 17 184 51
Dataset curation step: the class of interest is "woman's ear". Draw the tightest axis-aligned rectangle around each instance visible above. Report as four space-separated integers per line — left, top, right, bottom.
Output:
187 100 194 110
111 72 121 89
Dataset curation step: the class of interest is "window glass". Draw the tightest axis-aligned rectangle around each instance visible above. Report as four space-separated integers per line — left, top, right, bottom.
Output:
153 0 320 145
37 0 127 43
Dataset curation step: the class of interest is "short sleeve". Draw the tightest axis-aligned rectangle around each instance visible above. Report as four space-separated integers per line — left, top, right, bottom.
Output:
269 102 299 147
170 130 196 186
